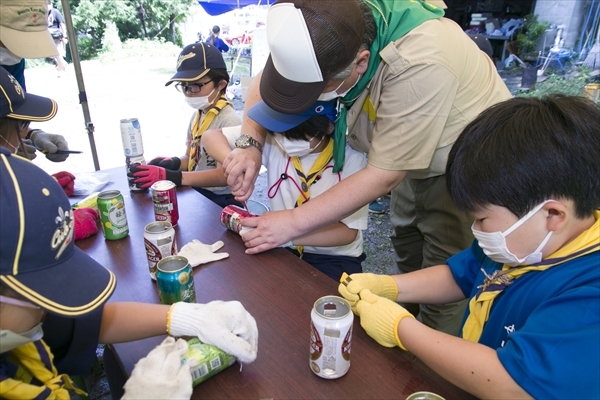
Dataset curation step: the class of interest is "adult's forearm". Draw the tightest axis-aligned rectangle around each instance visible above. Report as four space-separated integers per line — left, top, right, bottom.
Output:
99 302 170 344
394 265 466 304
201 128 233 164
289 164 405 237
181 168 227 187
240 70 267 143
399 319 531 398
292 223 358 247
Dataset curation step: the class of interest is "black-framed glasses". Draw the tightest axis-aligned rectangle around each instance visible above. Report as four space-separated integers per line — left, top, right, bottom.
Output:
174 80 213 95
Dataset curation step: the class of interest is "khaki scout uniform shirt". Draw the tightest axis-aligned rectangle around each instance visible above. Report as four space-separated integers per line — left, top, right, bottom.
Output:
346 18 512 179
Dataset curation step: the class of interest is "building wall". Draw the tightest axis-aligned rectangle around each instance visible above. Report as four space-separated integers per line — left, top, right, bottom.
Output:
533 0 587 49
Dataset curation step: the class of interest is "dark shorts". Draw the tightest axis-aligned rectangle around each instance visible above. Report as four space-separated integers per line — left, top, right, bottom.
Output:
286 248 365 282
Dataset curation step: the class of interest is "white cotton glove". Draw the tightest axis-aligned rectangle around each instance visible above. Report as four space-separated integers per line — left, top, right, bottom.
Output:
168 301 258 364
122 337 194 400
177 239 229 267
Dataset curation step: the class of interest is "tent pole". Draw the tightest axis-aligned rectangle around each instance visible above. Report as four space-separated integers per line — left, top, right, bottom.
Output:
60 0 100 171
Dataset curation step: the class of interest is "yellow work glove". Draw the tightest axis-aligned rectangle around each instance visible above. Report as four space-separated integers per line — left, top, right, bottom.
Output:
355 289 414 350
338 272 398 311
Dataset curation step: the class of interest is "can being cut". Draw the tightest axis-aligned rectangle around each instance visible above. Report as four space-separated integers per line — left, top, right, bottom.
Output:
144 221 178 280
120 118 144 157
156 255 196 305
97 190 129 240
151 180 179 226
310 295 353 379
220 205 255 233
182 337 236 387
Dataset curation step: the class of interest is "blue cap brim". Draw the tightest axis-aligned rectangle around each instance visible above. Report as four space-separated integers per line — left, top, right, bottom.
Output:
247 100 338 133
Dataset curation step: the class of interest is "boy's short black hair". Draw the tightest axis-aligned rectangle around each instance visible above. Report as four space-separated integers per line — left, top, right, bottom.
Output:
268 115 331 142
447 95 600 219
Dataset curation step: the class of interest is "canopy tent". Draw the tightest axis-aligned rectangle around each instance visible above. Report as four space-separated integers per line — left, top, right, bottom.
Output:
197 0 271 16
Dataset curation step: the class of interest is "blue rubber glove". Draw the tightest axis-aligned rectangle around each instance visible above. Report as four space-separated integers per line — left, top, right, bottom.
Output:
129 164 182 189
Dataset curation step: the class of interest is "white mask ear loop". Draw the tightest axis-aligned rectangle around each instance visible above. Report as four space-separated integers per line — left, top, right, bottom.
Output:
502 200 556 238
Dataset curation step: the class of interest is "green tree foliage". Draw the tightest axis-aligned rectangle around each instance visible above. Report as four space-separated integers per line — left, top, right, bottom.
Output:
64 0 195 60
516 14 550 57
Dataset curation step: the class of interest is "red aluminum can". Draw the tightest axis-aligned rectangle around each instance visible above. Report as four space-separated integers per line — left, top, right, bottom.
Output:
151 180 179 226
220 205 255 233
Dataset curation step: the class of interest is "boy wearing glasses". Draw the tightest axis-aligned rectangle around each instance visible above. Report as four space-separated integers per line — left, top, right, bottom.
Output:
130 43 242 208
203 100 368 281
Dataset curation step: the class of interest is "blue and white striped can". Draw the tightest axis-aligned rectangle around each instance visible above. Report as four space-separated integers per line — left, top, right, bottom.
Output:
120 118 144 157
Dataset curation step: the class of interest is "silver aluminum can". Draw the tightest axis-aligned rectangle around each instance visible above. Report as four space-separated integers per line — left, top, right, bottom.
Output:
125 154 147 192
144 221 178 280
309 295 353 379
120 118 144 157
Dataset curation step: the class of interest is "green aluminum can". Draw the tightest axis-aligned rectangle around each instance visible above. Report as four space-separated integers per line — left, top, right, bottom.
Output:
97 190 129 240
156 255 196 305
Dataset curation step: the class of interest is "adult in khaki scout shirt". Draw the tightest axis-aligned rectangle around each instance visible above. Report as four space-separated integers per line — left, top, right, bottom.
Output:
213 0 512 335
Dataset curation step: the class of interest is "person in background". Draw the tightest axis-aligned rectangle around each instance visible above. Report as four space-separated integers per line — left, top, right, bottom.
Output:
0 0 71 162
46 0 68 74
205 25 230 53
0 149 259 399
338 95 599 398
130 43 242 208
220 0 511 336
203 100 368 281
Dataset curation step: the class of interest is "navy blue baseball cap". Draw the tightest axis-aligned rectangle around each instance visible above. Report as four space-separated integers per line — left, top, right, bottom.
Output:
0 148 115 316
165 43 228 86
247 99 338 133
0 66 57 121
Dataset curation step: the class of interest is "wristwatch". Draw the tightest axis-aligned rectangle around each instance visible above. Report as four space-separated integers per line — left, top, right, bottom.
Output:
234 134 263 153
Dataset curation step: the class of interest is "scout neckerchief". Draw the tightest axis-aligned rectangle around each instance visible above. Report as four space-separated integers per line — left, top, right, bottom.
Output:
0 339 86 399
462 211 600 343
187 96 233 172
332 0 444 172
267 138 336 255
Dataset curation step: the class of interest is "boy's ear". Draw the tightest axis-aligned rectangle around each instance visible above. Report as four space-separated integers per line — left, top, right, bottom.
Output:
326 121 334 135
355 50 370 74
545 201 569 232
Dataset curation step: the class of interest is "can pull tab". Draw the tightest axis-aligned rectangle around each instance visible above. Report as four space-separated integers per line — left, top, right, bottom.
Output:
323 303 337 316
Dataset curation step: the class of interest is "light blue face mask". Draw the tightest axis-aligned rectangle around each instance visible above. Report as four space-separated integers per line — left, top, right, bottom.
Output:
317 74 361 101
0 47 23 66
0 323 44 353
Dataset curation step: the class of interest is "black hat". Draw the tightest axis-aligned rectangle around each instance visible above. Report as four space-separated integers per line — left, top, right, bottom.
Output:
260 0 365 114
165 43 228 86
0 66 57 121
0 148 116 316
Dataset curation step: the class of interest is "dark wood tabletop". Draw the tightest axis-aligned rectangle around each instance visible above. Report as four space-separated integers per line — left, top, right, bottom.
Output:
74 167 472 399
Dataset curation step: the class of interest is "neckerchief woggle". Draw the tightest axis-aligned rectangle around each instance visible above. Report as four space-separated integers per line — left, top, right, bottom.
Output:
461 210 600 343
187 96 233 171
0 339 86 399
332 0 444 172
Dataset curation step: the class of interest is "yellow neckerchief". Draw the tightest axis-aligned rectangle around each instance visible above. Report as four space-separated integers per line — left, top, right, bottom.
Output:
290 138 334 255
187 96 233 171
462 211 600 343
0 340 86 399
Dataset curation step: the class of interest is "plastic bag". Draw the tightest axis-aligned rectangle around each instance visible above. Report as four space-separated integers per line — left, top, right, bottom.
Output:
73 172 110 196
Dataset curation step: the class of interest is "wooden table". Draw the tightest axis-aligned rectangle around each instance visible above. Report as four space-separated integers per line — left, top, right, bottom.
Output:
75 167 472 399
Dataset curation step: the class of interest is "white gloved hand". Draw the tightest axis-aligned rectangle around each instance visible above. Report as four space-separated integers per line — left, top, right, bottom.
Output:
168 301 258 364
177 239 229 267
122 337 193 400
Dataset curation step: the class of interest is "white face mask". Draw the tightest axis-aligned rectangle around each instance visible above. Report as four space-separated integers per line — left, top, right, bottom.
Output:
0 47 23 66
472 200 555 266
184 88 217 111
274 135 324 158
0 323 44 353
318 74 361 101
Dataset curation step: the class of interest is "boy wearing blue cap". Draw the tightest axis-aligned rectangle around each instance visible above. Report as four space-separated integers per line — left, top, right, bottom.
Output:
130 42 242 208
203 100 368 281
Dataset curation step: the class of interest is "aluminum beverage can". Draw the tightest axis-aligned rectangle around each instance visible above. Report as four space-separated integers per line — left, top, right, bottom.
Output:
120 118 144 157
156 255 196 305
151 180 179 226
405 392 446 400
182 337 236 387
144 221 178 280
97 190 129 240
310 295 353 379
125 154 148 192
220 205 255 233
